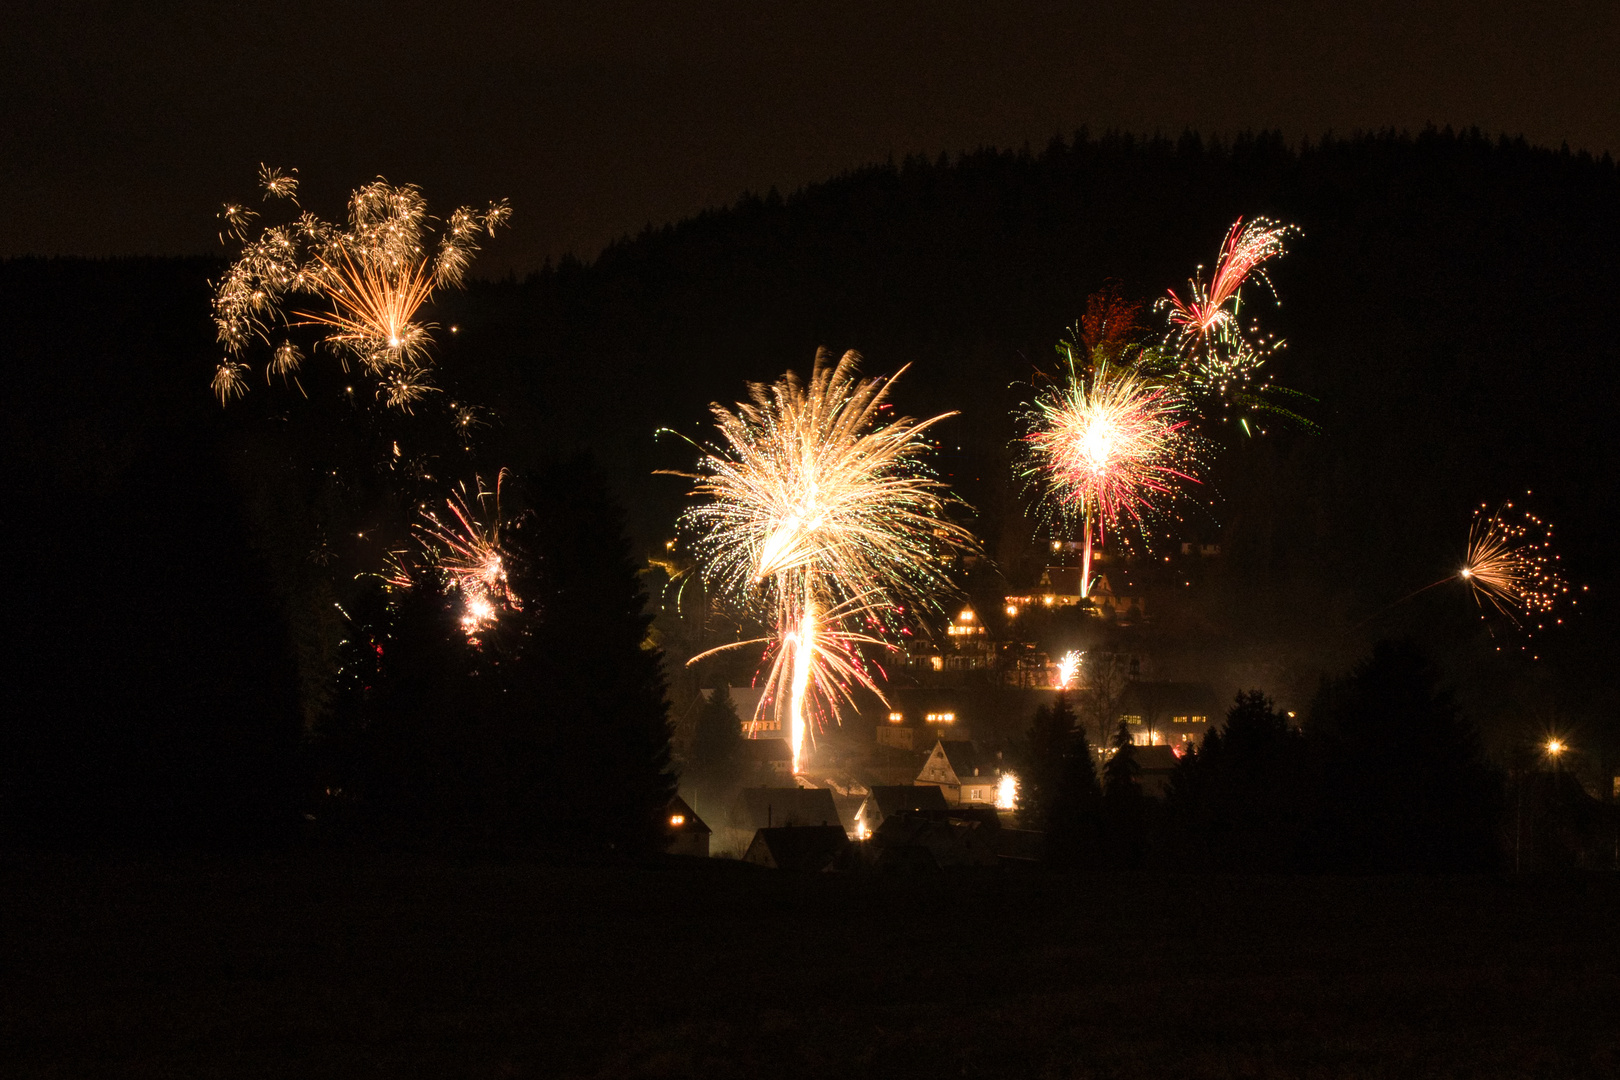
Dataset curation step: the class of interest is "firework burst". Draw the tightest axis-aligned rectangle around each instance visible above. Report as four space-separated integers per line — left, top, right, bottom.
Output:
1164 217 1296 341
209 169 509 412
1461 499 1572 644
417 470 522 641
671 349 975 771
1022 358 1201 596
1158 217 1307 433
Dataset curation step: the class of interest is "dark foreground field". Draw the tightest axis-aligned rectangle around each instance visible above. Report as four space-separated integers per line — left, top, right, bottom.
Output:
3 854 1617 1079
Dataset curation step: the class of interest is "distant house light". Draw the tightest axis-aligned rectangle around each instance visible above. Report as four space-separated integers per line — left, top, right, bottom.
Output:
888 712 903 723
959 609 974 622
669 814 685 826
925 712 956 724
1006 604 1018 617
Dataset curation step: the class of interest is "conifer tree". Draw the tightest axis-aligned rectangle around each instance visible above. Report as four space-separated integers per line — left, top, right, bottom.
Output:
1102 720 1146 868
686 682 744 817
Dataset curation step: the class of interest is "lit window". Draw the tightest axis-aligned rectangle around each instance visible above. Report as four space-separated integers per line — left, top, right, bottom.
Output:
669 814 685 826
1123 715 1142 726
889 712 903 723
959 609 974 622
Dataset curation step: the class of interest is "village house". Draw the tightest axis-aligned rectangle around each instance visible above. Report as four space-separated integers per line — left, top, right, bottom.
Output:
662 795 711 858
737 737 794 781
873 689 965 751
915 739 1005 806
721 786 840 855
868 813 999 870
1116 681 1221 749
853 784 950 837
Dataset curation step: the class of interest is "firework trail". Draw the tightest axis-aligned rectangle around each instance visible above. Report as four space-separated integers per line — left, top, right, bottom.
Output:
417 470 522 642
209 167 510 411
672 349 975 772
1022 359 1201 597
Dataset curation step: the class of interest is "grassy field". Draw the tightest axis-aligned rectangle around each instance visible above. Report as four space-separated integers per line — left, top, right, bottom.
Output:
3 853 1617 1078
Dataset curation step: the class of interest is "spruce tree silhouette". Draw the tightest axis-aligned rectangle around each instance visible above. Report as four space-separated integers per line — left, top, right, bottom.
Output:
686 682 744 820
1102 720 1147 869
1019 693 1103 865
1165 690 1308 871
1308 641 1504 872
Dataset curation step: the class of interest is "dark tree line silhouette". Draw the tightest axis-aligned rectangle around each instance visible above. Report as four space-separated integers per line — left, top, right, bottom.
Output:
1021 642 1556 873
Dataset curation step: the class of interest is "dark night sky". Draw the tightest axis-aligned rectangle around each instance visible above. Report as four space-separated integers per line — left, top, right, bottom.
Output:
4 0 1617 274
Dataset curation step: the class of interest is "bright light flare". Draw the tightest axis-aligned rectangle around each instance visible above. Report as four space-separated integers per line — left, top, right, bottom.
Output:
995 773 1018 811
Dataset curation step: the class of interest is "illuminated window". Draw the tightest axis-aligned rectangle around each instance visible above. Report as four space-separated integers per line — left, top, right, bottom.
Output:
1123 714 1142 726
1191 715 1206 723
888 712 903 723
930 656 943 671
1172 715 1189 724
669 814 685 826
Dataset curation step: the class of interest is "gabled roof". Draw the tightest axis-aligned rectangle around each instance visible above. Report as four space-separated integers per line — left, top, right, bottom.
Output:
870 814 999 869
744 825 850 871
729 787 839 830
939 740 990 780
737 738 793 763
867 784 949 819
665 795 711 835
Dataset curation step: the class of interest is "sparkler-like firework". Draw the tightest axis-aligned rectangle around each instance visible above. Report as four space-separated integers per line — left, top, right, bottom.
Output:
1461 499 1571 643
672 349 975 772
416 470 522 642
1055 650 1083 689
209 167 509 411
1022 358 1201 597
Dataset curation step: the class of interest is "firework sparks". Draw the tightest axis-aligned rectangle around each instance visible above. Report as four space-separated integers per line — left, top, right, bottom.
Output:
1461 499 1571 639
1023 360 1200 596
210 169 508 413
1157 218 1307 433
417 470 521 642
995 772 1018 811
673 349 975 772
1164 217 1295 340
1055 650 1083 689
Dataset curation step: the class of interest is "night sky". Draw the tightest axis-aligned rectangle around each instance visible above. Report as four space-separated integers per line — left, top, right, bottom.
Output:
5 0 1617 274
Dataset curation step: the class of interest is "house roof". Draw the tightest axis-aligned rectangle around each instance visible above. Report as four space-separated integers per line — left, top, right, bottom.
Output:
869 814 999 868
745 825 850 871
737 738 793 763
729 787 839 830
867 784 949 819
938 740 991 780
665 795 711 834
